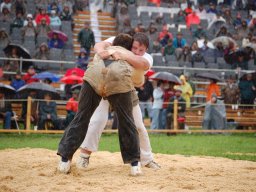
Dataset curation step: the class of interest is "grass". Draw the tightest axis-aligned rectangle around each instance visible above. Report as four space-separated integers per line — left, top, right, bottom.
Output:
0 133 256 161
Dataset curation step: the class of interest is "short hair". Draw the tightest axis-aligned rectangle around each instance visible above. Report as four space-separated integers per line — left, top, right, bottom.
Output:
133 32 149 49
112 33 133 50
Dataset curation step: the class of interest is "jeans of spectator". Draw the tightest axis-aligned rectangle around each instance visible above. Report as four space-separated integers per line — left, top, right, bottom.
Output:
139 100 152 119
150 108 162 130
159 108 167 129
3 111 12 129
58 82 140 164
108 91 140 164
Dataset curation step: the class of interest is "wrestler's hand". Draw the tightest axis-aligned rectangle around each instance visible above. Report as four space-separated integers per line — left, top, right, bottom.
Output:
111 51 123 60
98 50 111 59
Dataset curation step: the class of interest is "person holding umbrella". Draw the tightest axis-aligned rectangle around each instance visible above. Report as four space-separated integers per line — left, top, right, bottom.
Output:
48 32 65 49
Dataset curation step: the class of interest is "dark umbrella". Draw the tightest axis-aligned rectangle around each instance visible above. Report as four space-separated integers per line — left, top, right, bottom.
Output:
224 49 251 64
149 72 182 85
71 83 82 90
196 72 222 82
17 82 60 99
3 43 33 70
0 83 16 95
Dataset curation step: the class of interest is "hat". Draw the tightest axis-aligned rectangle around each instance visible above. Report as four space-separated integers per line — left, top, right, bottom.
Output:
51 10 56 14
27 13 33 18
72 89 80 94
175 87 183 92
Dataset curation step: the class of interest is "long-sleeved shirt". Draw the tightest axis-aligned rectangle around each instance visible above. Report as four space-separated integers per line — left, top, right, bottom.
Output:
152 87 164 109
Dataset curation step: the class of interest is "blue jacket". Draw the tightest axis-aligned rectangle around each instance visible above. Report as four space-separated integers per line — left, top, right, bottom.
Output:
172 38 187 48
11 79 25 90
48 39 64 49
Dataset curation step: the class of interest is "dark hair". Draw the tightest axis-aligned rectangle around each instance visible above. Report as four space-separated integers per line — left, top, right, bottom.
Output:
112 33 133 50
133 32 149 49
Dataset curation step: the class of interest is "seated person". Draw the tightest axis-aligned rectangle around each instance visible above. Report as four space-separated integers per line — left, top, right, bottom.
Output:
202 94 227 130
48 32 64 49
0 92 13 129
65 89 79 126
38 93 59 130
166 87 186 133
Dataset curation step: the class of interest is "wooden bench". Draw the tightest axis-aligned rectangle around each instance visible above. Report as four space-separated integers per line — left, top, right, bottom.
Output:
185 107 256 128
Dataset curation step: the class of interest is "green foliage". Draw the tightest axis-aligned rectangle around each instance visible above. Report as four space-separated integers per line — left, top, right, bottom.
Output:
0 133 255 161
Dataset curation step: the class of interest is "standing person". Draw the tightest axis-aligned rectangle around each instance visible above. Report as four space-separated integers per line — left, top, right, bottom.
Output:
176 75 193 108
57 34 150 176
222 75 240 107
136 73 153 120
206 79 221 102
150 80 164 130
77 22 95 59
239 73 256 109
0 93 13 129
77 33 160 172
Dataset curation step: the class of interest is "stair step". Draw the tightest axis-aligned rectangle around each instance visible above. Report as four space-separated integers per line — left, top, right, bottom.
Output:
74 24 116 30
74 15 116 21
73 31 117 36
74 20 116 26
77 11 112 16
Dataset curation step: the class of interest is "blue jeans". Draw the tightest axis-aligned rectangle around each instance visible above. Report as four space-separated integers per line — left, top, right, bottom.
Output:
139 100 152 119
150 108 161 130
159 109 167 129
4 111 12 129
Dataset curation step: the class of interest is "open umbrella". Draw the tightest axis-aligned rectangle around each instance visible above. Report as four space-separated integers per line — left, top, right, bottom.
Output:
65 67 85 77
197 39 215 49
3 43 33 70
196 72 222 82
150 72 182 85
71 83 82 90
211 36 237 48
0 83 16 95
224 48 251 64
47 30 68 42
32 72 60 82
17 82 60 99
145 69 155 77
61 75 83 84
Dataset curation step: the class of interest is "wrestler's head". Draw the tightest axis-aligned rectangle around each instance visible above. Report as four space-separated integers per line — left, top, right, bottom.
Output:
131 32 149 56
112 33 133 50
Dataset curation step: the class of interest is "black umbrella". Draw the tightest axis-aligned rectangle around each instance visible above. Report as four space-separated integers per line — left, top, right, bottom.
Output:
3 43 33 70
149 72 182 85
0 83 16 95
71 83 82 90
224 49 251 64
196 72 222 82
17 82 60 99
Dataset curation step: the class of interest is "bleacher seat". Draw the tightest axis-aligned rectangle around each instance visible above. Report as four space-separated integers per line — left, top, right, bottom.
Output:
153 55 164 66
193 62 205 68
49 48 63 61
63 49 75 61
11 28 22 41
204 56 216 63
36 36 48 47
207 62 218 69
0 21 10 33
23 40 36 56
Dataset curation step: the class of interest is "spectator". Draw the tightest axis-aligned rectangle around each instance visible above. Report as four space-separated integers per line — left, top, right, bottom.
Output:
202 93 227 130
236 20 249 40
207 3 218 14
0 0 12 13
192 25 207 39
150 80 164 130
60 4 73 21
233 13 243 29
0 28 10 48
48 32 65 49
3 47 20 78
65 89 79 126
35 7 50 25
22 20 37 42
162 39 175 56
223 8 233 25
166 87 186 134
38 93 59 130
195 4 206 16
47 1 61 14
0 92 13 129
174 10 186 26
11 0 26 16
173 32 187 49
24 14 37 27
184 2 193 16
176 45 191 62
34 42 50 60
36 18 52 37
136 73 154 120
22 65 39 84
176 75 193 108
233 54 248 70
222 75 240 107
207 12 226 30
184 72 196 95
206 79 221 102
49 10 62 28
238 73 256 109
10 12 24 34
159 34 171 47
186 11 200 29
151 39 162 53
158 25 173 43
215 25 232 37
77 22 95 58
11 71 25 90
76 48 89 70
160 82 175 129
0 6 12 22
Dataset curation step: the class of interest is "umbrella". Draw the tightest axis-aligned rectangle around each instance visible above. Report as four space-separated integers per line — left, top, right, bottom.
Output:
197 39 215 49
17 82 60 99
211 36 237 48
32 72 60 82
243 43 256 52
61 75 83 84
3 43 33 70
65 67 85 77
224 48 251 64
47 30 68 42
71 83 82 90
145 69 155 77
196 72 222 82
0 83 16 95
149 72 182 85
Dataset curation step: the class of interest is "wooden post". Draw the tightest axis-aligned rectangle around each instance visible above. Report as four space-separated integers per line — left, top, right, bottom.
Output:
173 99 178 130
26 96 32 131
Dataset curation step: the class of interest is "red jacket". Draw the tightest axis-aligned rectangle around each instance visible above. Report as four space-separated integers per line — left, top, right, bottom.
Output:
66 97 78 112
35 14 50 25
23 73 39 84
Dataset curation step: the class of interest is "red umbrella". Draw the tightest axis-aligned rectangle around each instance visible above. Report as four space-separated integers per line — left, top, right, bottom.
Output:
47 30 68 42
145 69 155 77
61 75 83 84
65 67 85 77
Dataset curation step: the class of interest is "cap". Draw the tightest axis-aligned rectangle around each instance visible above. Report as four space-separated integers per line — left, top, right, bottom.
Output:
27 13 33 18
51 10 56 14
